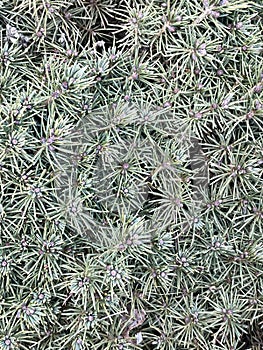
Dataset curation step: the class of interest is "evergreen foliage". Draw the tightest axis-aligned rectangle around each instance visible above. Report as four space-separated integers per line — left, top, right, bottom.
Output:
0 0 262 349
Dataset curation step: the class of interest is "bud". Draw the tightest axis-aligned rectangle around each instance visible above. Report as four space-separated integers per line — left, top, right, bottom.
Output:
167 25 175 32
211 11 220 18
235 22 243 30
254 84 262 93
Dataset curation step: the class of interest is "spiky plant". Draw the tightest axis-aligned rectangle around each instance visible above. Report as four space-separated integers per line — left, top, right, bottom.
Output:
0 0 262 349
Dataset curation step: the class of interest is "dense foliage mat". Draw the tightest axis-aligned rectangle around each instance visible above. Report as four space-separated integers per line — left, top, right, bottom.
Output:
0 0 262 349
